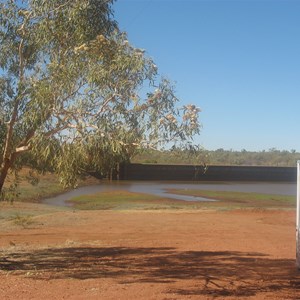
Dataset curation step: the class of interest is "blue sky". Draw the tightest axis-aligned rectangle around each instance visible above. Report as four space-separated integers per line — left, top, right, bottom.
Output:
114 0 300 152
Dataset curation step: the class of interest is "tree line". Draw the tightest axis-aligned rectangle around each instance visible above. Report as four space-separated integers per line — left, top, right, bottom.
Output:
132 148 300 167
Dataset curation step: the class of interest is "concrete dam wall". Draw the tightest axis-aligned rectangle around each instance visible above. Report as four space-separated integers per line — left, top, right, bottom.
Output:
119 164 297 182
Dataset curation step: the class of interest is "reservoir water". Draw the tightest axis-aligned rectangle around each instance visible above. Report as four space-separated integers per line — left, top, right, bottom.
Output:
43 181 296 207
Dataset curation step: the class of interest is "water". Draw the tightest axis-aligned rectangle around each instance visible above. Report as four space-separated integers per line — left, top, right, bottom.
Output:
43 181 296 207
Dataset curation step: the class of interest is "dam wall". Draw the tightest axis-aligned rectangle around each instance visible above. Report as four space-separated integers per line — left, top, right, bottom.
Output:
118 164 297 182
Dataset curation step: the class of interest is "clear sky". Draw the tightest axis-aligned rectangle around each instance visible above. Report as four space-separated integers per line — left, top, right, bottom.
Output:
114 0 300 152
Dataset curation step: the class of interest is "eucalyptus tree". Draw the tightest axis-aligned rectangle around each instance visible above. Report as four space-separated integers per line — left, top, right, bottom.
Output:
0 0 201 197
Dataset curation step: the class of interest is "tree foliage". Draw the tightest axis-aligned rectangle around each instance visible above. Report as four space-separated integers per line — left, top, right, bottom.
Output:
0 0 201 197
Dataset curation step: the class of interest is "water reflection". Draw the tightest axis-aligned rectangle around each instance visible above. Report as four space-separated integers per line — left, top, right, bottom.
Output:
43 181 296 207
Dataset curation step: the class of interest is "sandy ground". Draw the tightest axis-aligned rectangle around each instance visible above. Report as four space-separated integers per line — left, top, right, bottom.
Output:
0 204 299 299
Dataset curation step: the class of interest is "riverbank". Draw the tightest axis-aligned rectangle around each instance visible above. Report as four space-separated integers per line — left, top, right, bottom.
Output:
0 206 298 299
1 175 299 299
2 169 101 203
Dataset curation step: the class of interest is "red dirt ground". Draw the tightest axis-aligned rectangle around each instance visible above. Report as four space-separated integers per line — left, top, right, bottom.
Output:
0 205 299 299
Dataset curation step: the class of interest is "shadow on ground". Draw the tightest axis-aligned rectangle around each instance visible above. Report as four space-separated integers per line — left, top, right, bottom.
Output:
1 246 300 298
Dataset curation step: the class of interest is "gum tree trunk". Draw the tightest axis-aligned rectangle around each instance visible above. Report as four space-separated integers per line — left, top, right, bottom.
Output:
0 152 18 195
0 159 11 194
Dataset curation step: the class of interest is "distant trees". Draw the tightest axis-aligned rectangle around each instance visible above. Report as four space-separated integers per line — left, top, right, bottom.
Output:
0 0 201 199
132 148 300 167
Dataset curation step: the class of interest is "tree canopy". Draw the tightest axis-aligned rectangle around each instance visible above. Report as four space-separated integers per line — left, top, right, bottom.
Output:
0 0 201 198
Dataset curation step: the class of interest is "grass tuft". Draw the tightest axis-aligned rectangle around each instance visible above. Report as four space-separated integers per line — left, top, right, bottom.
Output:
10 214 35 228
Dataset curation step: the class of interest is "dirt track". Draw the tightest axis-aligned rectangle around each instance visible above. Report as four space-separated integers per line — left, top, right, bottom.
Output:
0 206 299 299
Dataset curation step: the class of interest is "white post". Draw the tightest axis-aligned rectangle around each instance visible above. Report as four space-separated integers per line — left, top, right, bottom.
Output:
297 161 300 269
